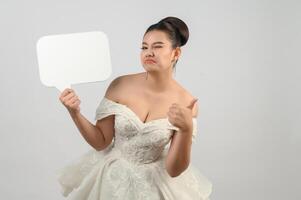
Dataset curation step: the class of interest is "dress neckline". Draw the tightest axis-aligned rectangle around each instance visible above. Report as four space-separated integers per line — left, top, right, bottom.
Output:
103 97 196 127
103 97 168 125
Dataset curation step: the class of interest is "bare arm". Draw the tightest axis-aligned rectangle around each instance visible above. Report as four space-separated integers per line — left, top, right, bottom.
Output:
165 128 193 177
60 76 124 151
165 100 199 177
68 111 106 151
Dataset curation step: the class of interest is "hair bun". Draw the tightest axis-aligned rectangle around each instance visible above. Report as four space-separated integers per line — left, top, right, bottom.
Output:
158 16 189 47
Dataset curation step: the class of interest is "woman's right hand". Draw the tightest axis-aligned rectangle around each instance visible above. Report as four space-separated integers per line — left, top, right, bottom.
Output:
59 88 81 115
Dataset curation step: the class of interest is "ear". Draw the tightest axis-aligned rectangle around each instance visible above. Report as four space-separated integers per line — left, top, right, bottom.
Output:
172 47 181 61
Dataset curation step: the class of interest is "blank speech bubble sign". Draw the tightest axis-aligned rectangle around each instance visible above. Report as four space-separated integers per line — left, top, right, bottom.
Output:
36 31 112 92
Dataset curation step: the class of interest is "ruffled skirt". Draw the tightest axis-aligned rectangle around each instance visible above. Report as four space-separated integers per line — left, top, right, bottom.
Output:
56 145 212 200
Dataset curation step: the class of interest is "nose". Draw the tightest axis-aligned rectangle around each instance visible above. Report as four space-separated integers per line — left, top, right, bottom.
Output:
146 49 154 57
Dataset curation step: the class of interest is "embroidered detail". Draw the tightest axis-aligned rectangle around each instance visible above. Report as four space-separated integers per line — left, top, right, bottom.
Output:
56 97 213 200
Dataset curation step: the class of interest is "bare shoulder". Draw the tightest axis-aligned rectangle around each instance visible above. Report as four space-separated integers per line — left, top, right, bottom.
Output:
104 75 126 101
104 73 141 102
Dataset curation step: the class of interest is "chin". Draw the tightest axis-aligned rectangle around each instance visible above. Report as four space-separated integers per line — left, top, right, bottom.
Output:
144 66 160 73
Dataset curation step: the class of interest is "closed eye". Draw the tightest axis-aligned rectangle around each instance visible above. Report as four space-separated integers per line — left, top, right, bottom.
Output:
140 46 162 50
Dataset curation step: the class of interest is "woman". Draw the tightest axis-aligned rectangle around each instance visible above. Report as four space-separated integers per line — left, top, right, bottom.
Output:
57 16 212 200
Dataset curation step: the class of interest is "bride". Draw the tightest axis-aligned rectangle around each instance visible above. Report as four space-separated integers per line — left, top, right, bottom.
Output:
57 16 212 200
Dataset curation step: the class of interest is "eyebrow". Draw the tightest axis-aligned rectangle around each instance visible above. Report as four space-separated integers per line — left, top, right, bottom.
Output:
142 41 164 45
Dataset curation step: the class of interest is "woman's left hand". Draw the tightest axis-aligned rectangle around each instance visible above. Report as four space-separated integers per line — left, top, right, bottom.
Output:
167 98 198 133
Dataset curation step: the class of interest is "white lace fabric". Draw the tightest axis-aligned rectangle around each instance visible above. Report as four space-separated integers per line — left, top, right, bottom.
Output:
56 97 213 200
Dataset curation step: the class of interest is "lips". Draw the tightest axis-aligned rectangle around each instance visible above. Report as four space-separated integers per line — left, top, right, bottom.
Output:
144 59 156 63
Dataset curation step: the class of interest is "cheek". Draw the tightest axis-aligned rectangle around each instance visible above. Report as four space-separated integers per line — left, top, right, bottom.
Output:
160 53 172 63
161 50 172 59
140 53 145 62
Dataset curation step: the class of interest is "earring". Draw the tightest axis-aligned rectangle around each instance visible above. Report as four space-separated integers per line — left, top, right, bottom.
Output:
174 66 176 77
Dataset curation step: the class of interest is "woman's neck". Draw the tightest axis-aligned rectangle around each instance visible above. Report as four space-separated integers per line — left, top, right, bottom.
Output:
144 70 175 92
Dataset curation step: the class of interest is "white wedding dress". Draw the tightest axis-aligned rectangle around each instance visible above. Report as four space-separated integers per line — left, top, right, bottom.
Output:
56 97 213 200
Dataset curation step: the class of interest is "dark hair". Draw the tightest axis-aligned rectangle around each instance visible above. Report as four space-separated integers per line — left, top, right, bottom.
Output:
144 16 189 70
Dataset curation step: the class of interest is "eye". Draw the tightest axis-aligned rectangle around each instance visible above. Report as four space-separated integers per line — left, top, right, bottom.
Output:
140 47 147 50
154 46 162 48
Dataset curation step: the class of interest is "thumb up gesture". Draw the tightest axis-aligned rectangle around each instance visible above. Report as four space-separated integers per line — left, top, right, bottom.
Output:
167 98 198 133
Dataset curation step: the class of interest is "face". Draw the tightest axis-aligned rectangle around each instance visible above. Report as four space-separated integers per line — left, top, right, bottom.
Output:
140 30 181 72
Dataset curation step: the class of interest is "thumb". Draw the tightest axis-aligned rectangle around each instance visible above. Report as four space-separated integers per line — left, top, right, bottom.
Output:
187 98 198 110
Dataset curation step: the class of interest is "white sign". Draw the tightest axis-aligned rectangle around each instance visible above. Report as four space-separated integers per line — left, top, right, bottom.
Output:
36 31 112 92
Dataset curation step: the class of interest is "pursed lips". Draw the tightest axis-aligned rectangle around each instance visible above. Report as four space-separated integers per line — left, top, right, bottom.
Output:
144 59 156 63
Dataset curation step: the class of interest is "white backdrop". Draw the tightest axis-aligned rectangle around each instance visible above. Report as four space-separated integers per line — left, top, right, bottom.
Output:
0 0 300 199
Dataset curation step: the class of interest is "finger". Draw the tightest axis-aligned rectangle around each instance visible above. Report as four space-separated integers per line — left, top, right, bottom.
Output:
167 113 174 124
167 110 171 117
168 107 178 115
169 104 179 110
74 101 81 111
63 92 76 102
68 95 79 104
187 98 198 110
60 90 72 101
59 90 68 99
71 99 80 106
60 88 72 97
167 109 177 119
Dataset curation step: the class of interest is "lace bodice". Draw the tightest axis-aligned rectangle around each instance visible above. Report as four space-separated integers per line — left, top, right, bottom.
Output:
56 97 213 200
94 97 198 165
